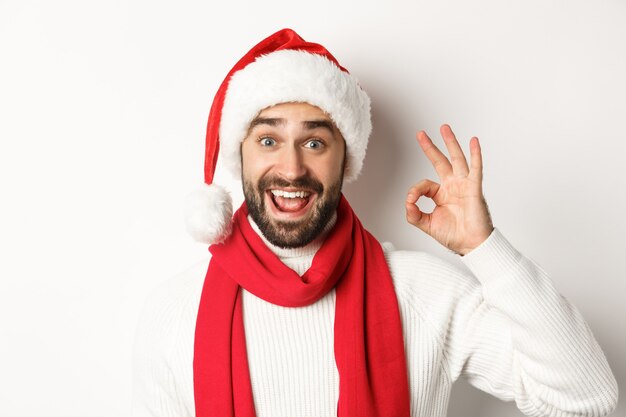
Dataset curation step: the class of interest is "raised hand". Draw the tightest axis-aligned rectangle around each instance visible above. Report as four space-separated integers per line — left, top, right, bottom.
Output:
405 124 494 255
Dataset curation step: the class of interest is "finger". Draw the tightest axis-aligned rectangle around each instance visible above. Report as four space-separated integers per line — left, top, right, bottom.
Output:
406 179 441 204
440 124 470 176
416 130 453 179
468 136 483 182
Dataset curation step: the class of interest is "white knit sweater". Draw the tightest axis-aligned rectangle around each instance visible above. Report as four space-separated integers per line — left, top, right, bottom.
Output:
132 223 618 417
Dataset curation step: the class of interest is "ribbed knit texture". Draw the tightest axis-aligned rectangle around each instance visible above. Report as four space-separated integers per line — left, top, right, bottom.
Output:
132 227 618 417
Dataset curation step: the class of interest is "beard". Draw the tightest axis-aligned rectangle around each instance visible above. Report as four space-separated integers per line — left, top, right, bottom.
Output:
243 174 343 249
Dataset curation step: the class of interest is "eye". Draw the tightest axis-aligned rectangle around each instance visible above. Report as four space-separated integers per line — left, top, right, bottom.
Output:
258 136 276 146
304 139 324 149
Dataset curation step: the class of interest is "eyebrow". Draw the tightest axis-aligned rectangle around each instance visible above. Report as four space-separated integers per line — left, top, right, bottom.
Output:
248 117 335 135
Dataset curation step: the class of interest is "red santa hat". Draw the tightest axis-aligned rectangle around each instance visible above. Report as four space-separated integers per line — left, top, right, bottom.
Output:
185 28 372 244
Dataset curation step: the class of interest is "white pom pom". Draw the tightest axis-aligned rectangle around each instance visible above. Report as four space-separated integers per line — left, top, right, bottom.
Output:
184 183 233 244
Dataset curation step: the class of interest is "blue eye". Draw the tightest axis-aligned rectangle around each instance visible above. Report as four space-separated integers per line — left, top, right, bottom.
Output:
259 137 276 146
305 139 323 149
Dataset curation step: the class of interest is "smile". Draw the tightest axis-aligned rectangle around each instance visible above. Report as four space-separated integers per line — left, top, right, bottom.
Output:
267 188 315 216
270 189 311 199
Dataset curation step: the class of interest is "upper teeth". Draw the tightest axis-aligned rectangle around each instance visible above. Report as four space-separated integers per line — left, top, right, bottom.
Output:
271 190 310 198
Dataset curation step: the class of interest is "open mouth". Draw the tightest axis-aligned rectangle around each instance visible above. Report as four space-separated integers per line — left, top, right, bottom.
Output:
266 189 315 217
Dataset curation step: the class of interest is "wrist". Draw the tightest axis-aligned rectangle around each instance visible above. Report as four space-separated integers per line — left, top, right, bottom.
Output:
458 225 495 256
460 228 523 285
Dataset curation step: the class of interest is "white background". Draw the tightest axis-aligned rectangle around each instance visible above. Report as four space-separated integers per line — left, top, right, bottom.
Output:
1 0 624 416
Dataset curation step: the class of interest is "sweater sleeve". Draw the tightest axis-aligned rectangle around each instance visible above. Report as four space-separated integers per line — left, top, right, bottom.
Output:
131 262 207 417
131 297 184 416
448 228 618 417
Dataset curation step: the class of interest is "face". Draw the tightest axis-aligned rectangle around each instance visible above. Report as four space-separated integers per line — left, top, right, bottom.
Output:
241 102 346 248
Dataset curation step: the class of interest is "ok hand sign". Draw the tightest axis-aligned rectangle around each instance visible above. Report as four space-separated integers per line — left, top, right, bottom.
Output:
405 124 494 255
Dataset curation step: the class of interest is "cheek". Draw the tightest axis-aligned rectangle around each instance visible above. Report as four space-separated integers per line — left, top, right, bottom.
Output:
329 145 347 177
241 143 267 181
310 156 344 184
243 160 273 182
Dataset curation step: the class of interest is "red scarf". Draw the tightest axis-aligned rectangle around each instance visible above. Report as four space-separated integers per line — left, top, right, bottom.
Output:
194 195 410 416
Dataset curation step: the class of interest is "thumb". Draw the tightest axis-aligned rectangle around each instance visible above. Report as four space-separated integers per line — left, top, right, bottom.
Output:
405 201 431 234
405 179 440 233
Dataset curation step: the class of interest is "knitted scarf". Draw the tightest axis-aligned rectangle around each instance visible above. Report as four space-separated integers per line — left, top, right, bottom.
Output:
193 195 410 416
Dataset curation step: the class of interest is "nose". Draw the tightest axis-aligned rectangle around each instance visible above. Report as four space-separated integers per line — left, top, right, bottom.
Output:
276 145 307 180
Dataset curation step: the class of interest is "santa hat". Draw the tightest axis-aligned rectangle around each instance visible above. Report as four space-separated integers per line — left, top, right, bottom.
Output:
185 28 372 244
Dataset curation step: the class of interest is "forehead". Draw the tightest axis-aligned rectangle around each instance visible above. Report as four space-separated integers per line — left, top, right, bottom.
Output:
255 102 333 122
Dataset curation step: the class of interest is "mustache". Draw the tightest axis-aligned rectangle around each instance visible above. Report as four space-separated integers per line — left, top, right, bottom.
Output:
258 175 324 194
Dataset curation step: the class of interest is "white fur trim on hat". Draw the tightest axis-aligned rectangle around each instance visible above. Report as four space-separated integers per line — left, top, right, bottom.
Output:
184 183 233 244
219 49 372 183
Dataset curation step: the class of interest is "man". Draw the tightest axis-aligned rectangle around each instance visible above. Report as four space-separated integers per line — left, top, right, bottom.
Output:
132 28 618 417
